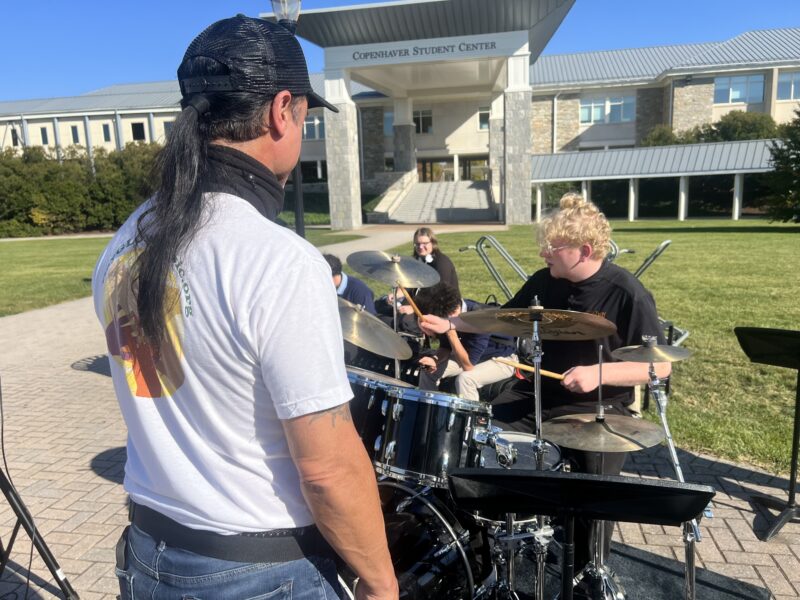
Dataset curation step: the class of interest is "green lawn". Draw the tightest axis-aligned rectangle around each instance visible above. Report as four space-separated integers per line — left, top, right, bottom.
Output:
0 228 363 317
368 219 800 475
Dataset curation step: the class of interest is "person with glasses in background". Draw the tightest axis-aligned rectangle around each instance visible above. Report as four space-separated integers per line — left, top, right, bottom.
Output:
420 193 670 583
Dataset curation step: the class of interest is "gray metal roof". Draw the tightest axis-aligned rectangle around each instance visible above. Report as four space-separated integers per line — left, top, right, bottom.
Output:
531 43 717 89
273 0 573 48
0 76 374 119
673 28 800 72
531 27 800 90
531 140 775 182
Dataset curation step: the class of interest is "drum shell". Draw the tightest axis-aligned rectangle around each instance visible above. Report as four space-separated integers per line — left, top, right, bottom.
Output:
374 389 490 488
347 367 412 457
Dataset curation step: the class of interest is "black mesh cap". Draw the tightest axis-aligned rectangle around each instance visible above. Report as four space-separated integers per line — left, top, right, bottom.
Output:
178 15 337 113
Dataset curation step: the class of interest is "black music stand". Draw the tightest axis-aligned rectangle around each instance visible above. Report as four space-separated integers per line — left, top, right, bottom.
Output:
449 469 714 600
735 326 800 541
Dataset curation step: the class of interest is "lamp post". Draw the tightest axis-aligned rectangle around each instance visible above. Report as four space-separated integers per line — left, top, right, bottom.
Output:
272 0 305 237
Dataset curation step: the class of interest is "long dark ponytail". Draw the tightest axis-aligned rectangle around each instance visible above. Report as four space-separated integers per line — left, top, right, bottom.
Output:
133 56 275 346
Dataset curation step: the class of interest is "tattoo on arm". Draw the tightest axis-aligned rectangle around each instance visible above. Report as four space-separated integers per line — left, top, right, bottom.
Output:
308 403 353 427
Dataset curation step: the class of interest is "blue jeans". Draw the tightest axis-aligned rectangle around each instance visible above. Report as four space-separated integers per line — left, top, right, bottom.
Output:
116 524 344 599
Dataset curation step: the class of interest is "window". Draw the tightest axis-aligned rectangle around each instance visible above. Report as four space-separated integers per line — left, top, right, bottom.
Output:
131 122 146 141
11 128 19 147
714 75 764 104
778 71 800 101
71 125 79 145
302 115 324 140
164 121 174 138
383 110 394 137
478 106 490 130
102 123 111 143
580 96 635 125
413 109 433 134
40 127 49 145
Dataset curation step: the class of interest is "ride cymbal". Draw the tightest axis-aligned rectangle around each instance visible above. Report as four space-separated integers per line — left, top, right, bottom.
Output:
338 297 413 359
541 413 665 453
347 251 440 288
611 344 692 363
460 307 617 341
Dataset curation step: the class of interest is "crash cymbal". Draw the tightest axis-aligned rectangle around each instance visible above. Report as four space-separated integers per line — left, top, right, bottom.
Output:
541 413 665 453
347 251 440 288
611 344 692 363
460 307 617 341
338 297 413 360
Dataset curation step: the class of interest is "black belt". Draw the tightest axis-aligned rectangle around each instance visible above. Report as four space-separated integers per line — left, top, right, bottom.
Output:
129 502 334 563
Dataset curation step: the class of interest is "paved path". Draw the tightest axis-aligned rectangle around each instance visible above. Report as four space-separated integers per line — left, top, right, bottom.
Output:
0 224 797 598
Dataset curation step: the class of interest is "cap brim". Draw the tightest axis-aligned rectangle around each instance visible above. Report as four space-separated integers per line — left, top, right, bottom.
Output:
307 91 339 113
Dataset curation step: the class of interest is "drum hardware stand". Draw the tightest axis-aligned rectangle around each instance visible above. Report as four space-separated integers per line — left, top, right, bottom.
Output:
646 351 709 600
569 347 625 600
0 377 79 598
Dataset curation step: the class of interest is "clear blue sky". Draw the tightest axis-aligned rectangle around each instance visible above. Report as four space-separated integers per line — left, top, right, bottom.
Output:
2 0 799 102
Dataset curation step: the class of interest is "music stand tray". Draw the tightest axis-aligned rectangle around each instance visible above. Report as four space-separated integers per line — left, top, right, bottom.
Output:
735 326 800 541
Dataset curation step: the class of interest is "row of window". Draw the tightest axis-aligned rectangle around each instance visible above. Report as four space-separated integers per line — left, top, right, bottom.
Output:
8 121 174 147
713 72 800 104
580 96 636 125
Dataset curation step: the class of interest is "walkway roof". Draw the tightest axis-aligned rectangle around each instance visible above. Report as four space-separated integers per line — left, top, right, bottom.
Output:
530 139 775 183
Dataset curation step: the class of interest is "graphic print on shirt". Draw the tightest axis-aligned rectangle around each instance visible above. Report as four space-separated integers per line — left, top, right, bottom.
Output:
102 249 185 398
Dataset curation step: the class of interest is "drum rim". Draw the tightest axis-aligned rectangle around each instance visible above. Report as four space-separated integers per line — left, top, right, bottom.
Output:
373 463 449 488
392 387 492 414
346 366 413 388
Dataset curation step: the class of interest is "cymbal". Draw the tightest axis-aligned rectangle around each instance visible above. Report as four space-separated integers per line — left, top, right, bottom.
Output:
541 413 665 453
460 307 617 341
611 344 692 363
338 297 413 360
347 251 440 288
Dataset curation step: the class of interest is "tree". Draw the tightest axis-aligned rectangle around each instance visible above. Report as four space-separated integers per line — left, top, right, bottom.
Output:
765 108 800 222
715 110 777 141
641 125 679 146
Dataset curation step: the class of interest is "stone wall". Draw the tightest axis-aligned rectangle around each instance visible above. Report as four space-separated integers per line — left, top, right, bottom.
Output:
531 95 553 154
636 87 665 144
360 107 384 180
489 117 504 203
672 78 714 133
393 124 416 172
504 90 532 224
325 102 362 230
555 93 580 151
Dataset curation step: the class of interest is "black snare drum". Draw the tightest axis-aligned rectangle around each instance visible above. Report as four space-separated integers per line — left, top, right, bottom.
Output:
347 367 412 457
374 388 491 488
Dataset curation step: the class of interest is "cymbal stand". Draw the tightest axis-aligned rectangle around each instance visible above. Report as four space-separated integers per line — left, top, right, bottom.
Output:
390 284 401 379
647 362 709 600
571 347 626 600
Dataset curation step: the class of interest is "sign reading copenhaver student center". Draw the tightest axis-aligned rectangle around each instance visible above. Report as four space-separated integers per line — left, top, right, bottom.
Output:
263 0 575 230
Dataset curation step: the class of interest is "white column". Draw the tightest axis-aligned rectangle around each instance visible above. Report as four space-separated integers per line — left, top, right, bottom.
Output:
678 176 689 221
732 173 744 221
453 154 459 182
83 115 94 168
582 180 591 202
628 178 639 221
316 160 323 180
535 184 543 222
52 117 63 162
21 116 30 146
114 111 124 151
148 112 157 143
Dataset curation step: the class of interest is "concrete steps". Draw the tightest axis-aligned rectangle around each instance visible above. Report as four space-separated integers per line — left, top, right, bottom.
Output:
388 180 498 223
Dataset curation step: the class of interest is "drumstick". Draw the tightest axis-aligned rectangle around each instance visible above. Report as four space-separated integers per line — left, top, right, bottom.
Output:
395 282 423 319
492 356 565 381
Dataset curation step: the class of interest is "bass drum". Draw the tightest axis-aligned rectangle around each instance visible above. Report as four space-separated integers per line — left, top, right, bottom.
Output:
353 481 491 599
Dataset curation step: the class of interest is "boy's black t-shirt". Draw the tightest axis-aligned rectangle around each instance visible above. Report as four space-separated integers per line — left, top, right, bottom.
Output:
502 261 664 407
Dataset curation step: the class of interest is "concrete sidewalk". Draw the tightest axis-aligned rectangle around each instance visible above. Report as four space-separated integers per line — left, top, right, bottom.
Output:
0 223 797 598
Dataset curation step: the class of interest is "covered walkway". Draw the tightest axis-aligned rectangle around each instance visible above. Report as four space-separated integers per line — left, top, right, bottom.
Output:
531 139 775 221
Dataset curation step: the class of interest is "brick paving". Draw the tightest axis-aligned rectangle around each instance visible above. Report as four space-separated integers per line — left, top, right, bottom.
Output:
0 224 797 599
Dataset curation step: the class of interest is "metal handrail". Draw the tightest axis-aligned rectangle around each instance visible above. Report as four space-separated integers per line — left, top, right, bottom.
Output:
459 235 528 300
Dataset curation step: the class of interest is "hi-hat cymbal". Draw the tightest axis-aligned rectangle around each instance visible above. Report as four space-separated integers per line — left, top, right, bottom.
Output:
611 344 692 363
541 413 665 453
460 307 617 341
347 251 440 288
338 297 412 359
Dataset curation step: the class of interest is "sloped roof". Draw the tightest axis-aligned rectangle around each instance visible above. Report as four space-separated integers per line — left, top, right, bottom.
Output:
0 77 377 118
673 28 800 71
531 27 800 90
531 140 775 182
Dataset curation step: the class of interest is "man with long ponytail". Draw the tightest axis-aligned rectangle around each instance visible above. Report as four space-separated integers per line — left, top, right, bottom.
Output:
92 15 397 599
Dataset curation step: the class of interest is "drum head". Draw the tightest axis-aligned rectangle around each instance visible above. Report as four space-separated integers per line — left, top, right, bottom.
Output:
346 366 413 388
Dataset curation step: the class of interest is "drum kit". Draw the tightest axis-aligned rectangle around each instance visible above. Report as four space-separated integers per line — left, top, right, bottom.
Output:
337 251 711 600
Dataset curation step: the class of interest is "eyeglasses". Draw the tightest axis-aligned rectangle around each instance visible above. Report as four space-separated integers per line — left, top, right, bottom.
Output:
541 243 573 255
415 241 432 247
